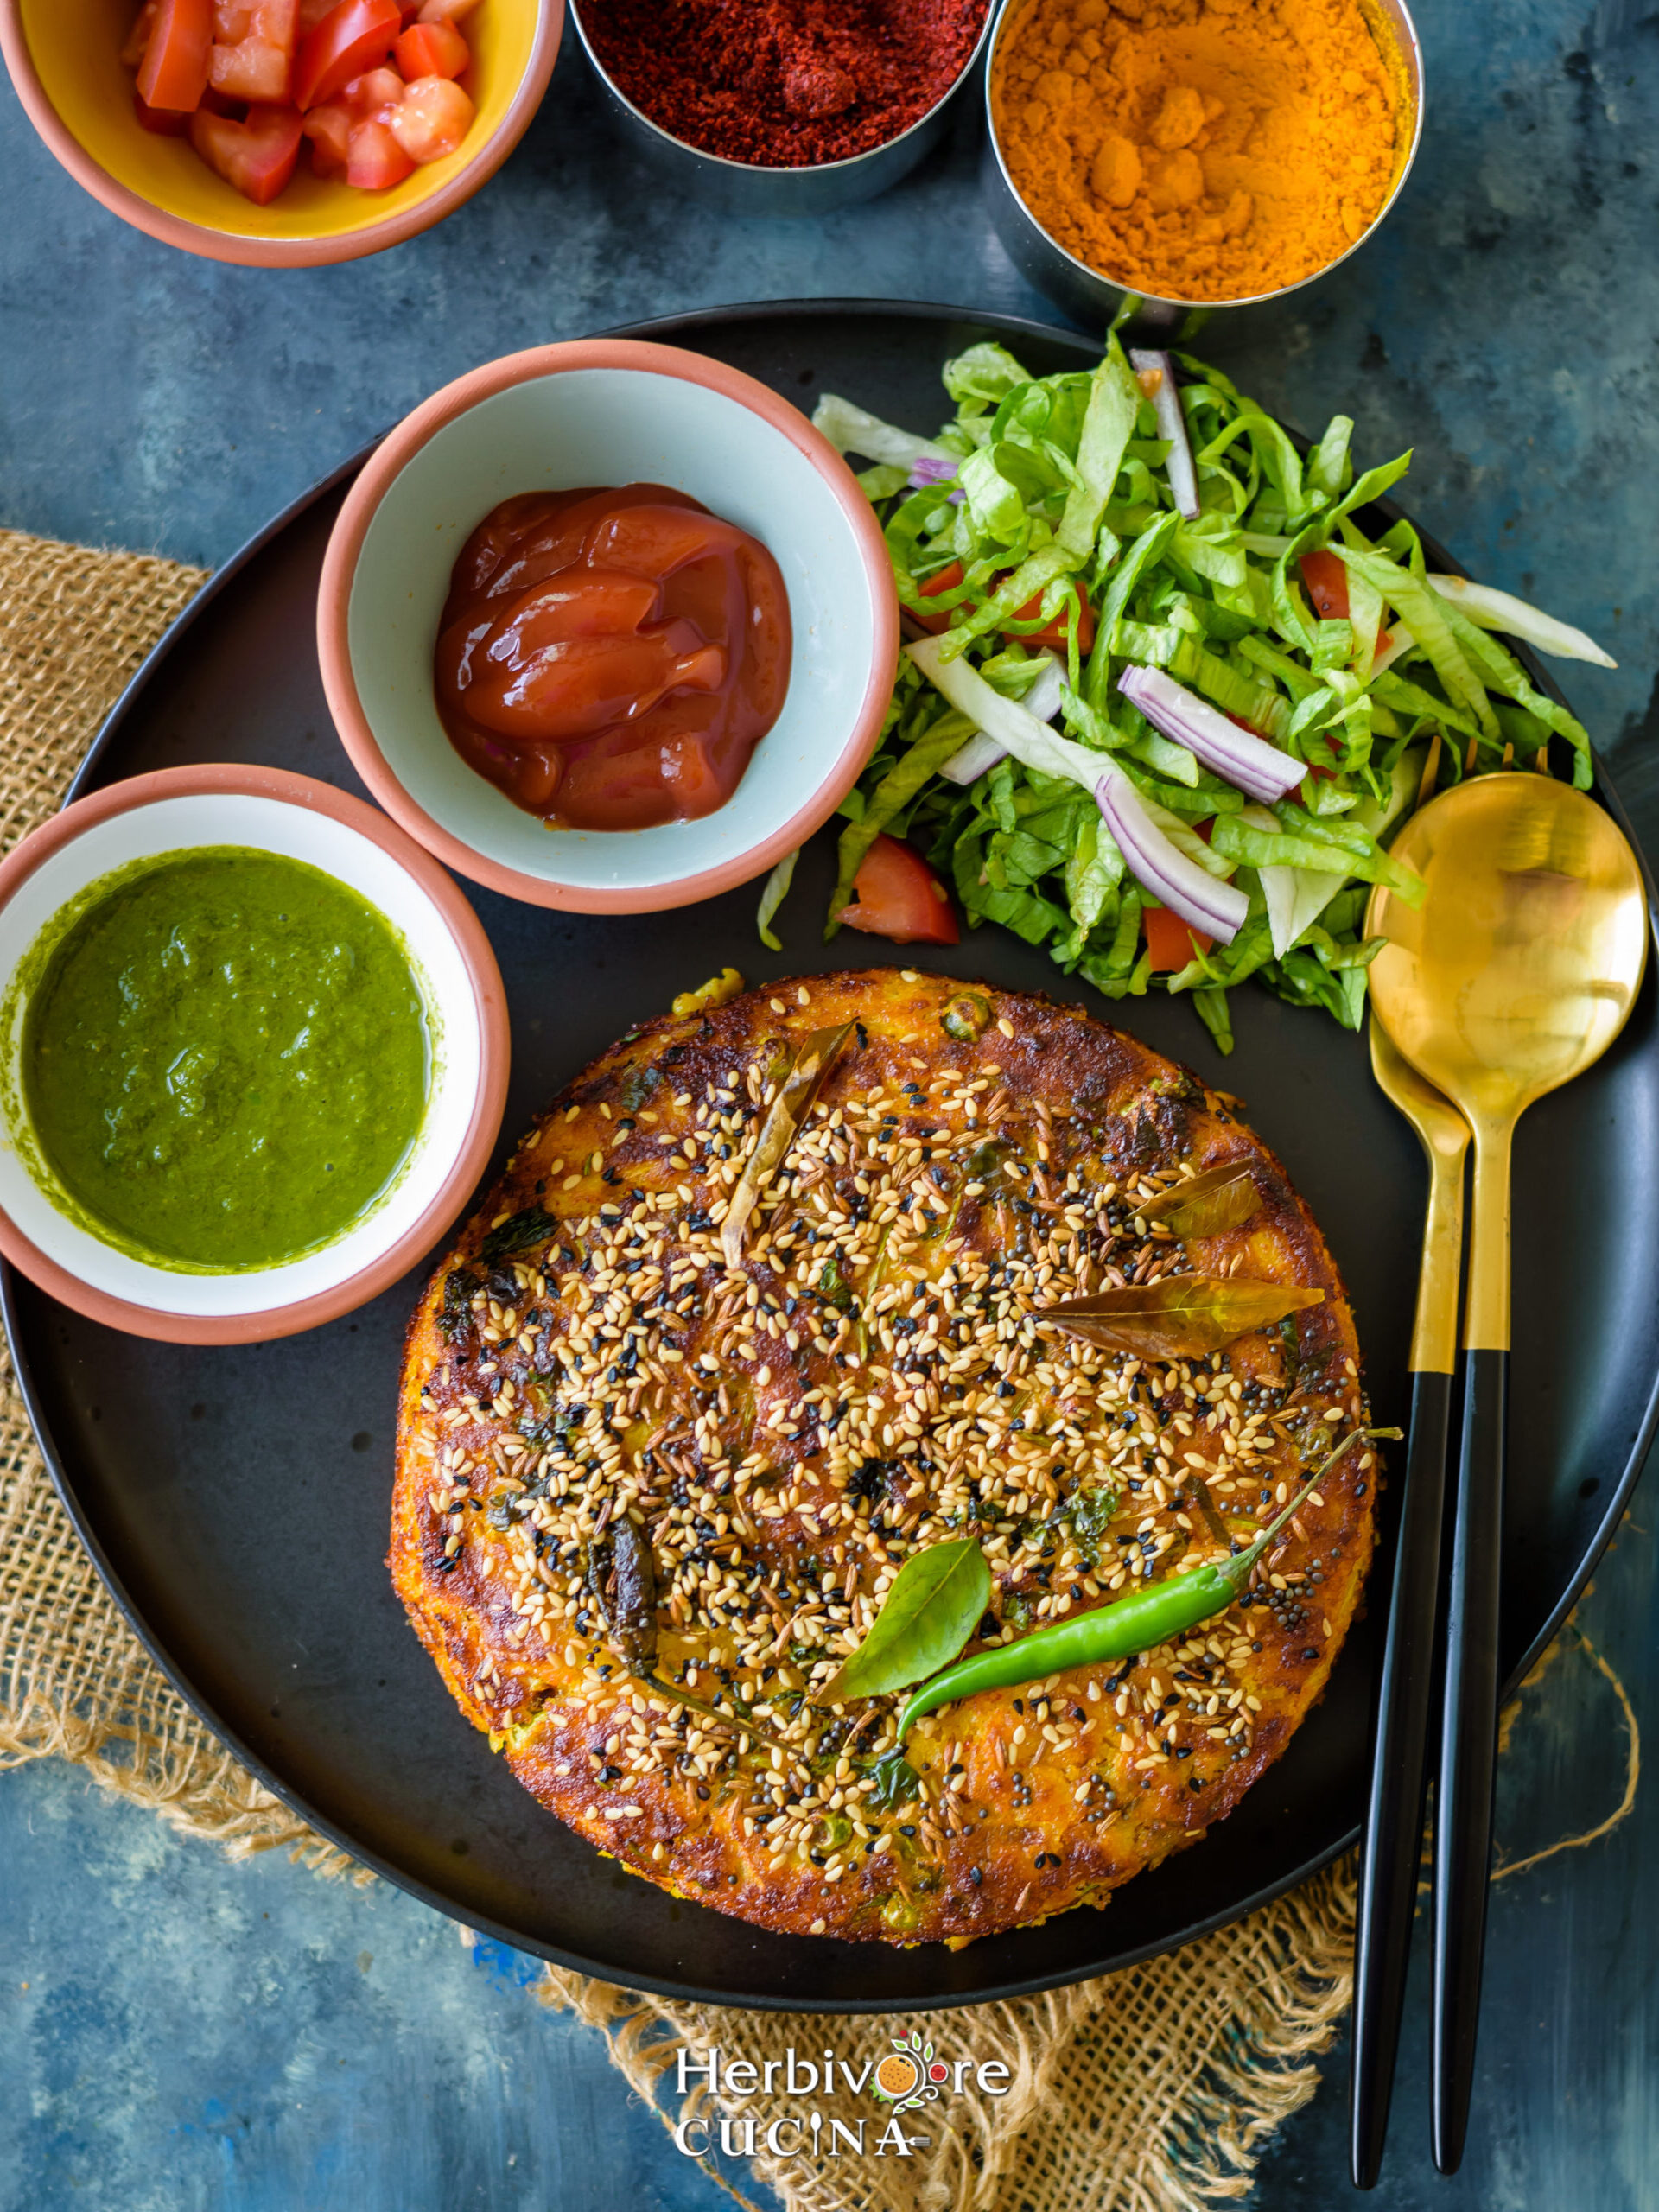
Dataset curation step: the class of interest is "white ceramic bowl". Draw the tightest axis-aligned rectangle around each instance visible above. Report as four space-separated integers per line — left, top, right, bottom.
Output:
0 766 509 1344
318 339 899 912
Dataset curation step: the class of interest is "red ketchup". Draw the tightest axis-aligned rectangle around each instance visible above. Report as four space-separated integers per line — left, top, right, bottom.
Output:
433 485 792 832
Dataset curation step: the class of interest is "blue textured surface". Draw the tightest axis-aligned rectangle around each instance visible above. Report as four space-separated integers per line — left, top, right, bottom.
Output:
0 1759 767 2212
2 0 1657 2203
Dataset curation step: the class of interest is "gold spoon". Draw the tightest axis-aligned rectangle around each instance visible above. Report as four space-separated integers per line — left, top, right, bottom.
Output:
1349 1022 1469 2187
1365 770 1649 2177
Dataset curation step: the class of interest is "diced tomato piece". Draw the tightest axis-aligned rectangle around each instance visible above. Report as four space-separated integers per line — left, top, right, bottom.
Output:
302 98 353 170
137 0 213 112
209 35 291 99
346 112 415 185
913 559 965 637
912 560 1095 652
214 0 296 33
293 0 400 109
297 0 335 28
1299 548 1351 622
416 0 480 19
838 834 959 946
244 4 295 46
123 1 160 70
1299 548 1392 654
188 100 303 200
1011 580 1096 653
1143 904 1211 971
134 90 190 131
393 18 467 75
311 64 405 181
387 73 473 160
340 63 404 111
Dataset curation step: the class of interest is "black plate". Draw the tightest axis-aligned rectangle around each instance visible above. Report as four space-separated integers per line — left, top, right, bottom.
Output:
10 302 1658 2013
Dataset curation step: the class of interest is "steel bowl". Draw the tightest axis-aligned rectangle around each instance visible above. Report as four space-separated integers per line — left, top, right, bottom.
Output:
570 0 995 216
979 0 1424 339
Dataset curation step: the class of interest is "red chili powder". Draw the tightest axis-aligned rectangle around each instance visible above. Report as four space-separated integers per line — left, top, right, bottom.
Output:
582 0 989 167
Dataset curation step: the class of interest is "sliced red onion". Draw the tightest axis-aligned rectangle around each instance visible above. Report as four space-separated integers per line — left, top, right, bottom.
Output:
907 636 1249 940
1097 767 1249 944
906 454 965 505
1117 663 1305 804
1128 349 1200 519
939 652 1065 785
938 730 1008 785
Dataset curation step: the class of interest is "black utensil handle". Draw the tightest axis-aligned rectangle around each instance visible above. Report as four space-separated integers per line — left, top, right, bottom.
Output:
1349 1367 1456 2190
1432 1345 1508 2176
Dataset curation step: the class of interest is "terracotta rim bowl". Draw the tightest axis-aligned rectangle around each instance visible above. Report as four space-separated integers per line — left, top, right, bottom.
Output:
0 764 509 1344
0 0 562 268
317 338 900 914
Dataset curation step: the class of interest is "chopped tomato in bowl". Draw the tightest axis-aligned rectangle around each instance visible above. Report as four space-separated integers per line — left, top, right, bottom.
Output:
135 0 212 111
3 0 557 266
189 99 303 200
838 834 959 946
394 17 468 76
117 0 481 204
293 0 398 109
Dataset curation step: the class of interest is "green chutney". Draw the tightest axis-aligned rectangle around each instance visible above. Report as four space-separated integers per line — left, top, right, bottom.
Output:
20 849 429 1272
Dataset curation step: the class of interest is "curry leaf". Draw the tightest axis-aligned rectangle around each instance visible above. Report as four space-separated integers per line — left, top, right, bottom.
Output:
815 1539 991 1704
721 1024 853 1266
1136 1159 1262 1236
438 1266 482 1340
863 1748 922 1808
586 1516 658 1675
964 1139 1014 1184
479 1205 559 1265
620 1065 663 1115
1036 1276 1325 1357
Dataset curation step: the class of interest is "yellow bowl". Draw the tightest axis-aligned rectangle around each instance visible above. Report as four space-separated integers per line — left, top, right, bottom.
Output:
0 0 562 265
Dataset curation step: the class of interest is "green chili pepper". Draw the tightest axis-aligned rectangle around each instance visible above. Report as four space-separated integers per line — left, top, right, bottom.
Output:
895 1427 1397 1738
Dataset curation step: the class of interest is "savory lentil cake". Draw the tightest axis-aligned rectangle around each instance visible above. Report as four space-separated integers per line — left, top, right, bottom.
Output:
391 970 1376 1944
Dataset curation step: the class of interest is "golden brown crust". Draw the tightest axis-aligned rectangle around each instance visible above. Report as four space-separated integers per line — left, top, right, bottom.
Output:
391 971 1375 1944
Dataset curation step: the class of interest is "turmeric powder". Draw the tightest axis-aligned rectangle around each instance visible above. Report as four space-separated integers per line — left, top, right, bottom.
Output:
990 0 1410 302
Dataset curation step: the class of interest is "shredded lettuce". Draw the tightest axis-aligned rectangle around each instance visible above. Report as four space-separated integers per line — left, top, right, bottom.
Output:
810 395 950 473
785 335 1617 1052
1427 575 1617 669
756 849 799 953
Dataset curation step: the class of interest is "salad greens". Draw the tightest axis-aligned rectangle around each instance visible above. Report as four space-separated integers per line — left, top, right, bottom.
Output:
786 335 1615 1053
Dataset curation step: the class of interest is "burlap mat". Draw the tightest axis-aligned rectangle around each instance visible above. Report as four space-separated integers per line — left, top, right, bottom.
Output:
0 526 1637 2212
